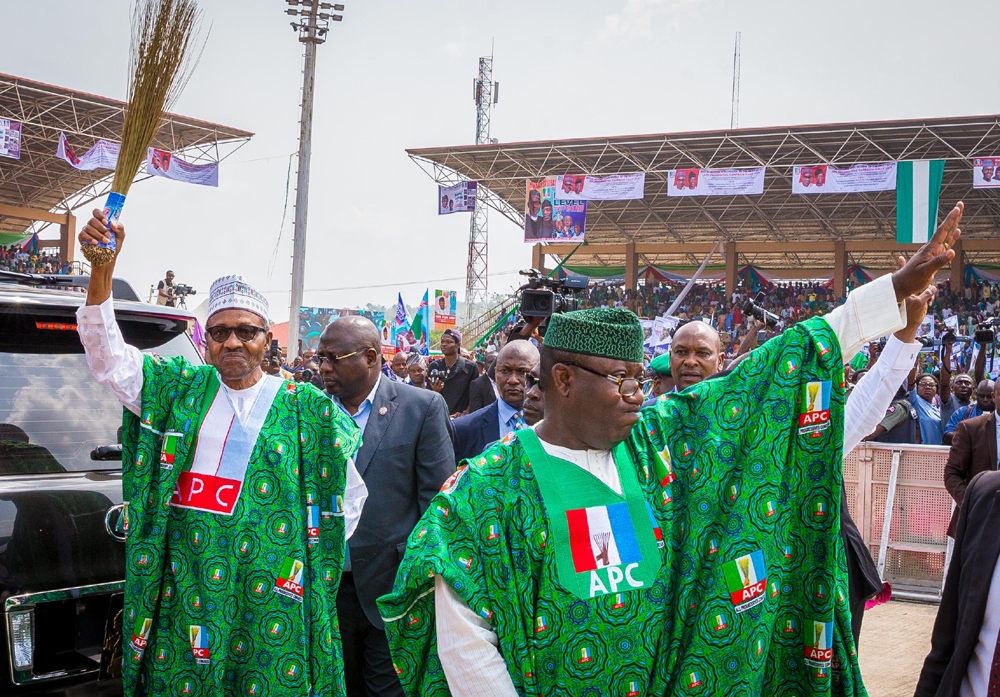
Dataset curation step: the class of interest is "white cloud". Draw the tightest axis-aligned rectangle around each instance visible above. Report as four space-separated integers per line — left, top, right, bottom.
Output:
601 0 705 40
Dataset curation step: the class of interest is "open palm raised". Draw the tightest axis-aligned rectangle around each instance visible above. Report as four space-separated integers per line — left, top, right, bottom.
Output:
892 201 963 301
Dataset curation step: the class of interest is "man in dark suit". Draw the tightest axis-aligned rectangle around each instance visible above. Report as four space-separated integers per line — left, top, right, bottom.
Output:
453 341 539 463
916 470 1000 697
944 379 1000 537
466 349 498 413
318 316 455 696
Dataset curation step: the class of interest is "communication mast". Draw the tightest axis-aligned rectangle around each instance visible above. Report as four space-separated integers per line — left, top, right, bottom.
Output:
730 31 741 129
465 53 498 321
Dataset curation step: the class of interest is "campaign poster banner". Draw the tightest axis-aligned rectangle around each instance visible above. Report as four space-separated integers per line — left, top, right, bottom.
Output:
792 162 897 194
0 120 21 160
973 158 1000 189
299 307 383 352
667 168 765 197
552 172 645 201
438 181 477 214
523 179 587 243
434 290 457 329
147 148 219 187
56 132 120 171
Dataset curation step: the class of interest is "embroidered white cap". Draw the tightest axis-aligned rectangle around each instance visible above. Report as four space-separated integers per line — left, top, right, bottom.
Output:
207 275 269 321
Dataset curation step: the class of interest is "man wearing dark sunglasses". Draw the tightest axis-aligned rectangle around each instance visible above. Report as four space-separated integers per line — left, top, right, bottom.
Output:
382 203 966 696
74 211 368 697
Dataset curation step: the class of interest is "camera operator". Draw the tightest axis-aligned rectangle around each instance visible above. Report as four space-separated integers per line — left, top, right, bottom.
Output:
156 269 177 307
428 329 478 417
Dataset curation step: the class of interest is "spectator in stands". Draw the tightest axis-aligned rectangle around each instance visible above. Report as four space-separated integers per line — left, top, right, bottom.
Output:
388 351 410 383
940 338 987 431
429 328 478 417
669 321 725 390
911 373 944 445
943 378 1000 538
944 380 996 445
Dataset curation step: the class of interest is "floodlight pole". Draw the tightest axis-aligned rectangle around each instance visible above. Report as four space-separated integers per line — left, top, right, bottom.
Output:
285 0 342 357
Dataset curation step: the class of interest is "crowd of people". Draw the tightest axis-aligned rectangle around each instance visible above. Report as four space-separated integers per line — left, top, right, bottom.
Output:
63 201 1000 697
0 245 73 274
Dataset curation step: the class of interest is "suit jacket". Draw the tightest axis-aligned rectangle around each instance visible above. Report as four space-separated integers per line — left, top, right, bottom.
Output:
944 412 998 537
452 402 501 464
466 373 497 414
346 379 456 628
915 470 1000 697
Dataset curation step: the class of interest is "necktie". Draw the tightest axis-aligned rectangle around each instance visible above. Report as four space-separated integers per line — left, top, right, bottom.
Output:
511 412 525 431
988 627 1000 696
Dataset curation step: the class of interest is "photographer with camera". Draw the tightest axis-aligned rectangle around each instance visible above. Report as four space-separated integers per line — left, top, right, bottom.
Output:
428 329 478 417
156 269 177 307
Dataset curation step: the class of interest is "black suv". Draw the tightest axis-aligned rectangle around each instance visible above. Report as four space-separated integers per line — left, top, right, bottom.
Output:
0 271 200 695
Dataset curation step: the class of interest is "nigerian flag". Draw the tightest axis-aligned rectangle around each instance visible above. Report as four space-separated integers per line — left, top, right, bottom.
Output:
896 160 945 243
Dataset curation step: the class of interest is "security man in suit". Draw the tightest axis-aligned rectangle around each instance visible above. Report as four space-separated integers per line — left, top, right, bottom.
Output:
916 469 1000 696
944 378 1000 538
318 316 456 696
453 341 539 463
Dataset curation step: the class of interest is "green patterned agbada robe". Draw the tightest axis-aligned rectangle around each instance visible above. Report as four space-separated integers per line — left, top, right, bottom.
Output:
119 354 361 696
378 316 867 696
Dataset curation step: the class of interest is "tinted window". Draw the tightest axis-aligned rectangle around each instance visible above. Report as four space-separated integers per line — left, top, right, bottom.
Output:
0 329 200 474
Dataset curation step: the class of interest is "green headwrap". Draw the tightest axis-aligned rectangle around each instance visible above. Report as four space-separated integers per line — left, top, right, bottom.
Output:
543 307 644 363
649 353 671 375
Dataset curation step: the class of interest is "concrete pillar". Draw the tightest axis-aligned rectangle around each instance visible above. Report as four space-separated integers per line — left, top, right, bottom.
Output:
834 240 847 299
532 244 544 273
725 241 737 298
60 212 75 263
624 242 638 292
952 237 964 293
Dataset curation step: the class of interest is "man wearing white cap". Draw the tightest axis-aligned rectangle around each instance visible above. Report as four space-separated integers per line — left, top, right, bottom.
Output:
76 211 368 697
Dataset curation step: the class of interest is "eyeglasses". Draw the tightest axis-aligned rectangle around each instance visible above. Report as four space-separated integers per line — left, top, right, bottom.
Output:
525 373 540 389
205 324 268 343
562 362 654 398
318 349 366 365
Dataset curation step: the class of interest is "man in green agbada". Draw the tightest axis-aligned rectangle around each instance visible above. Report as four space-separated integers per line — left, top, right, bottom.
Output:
76 212 366 696
379 206 965 695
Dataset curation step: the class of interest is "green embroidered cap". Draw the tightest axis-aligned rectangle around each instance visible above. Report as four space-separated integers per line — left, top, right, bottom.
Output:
543 307 645 363
648 353 671 375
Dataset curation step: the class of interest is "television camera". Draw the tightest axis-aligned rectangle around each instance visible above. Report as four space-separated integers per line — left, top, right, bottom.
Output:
517 269 589 319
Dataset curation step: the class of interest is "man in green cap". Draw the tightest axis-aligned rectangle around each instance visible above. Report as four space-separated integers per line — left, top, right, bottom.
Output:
379 204 964 696
648 353 674 397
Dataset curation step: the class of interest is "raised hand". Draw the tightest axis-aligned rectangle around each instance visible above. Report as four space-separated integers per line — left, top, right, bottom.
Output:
78 208 126 253
892 201 963 300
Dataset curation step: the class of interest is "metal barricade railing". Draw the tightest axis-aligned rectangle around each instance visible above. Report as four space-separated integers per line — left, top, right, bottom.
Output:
843 442 953 603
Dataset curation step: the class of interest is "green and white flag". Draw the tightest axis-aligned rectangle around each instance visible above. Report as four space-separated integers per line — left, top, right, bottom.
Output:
896 159 945 243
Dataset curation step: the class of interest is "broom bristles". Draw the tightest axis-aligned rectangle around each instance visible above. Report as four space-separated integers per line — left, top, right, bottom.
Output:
112 0 204 196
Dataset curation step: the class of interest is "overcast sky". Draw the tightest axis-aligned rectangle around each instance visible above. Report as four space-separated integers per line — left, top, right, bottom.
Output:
3 0 998 321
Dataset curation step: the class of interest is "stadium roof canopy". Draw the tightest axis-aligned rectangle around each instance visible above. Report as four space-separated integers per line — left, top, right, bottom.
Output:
0 72 253 247
408 114 1000 276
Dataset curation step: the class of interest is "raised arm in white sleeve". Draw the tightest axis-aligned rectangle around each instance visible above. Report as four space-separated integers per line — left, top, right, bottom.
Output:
823 273 907 365
843 335 921 453
76 296 144 416
434 575 518 697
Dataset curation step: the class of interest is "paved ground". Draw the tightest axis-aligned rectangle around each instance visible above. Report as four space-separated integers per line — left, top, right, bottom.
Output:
859 599 939 696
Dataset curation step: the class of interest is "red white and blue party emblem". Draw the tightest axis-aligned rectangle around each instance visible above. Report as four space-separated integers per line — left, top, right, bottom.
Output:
627 680 641 696
567 502 642 573
307 505 320 542
804 620 833 668
688 671 703 688
798 381 832 435
274 557 305 602
129 617 153 656
714 613 728 631
723 550 767 613
189 625 210 665
646 502 664 549
577 647 593 664
486 523 500 540
612 593 627 610
764 500 777 518
535 615 547 633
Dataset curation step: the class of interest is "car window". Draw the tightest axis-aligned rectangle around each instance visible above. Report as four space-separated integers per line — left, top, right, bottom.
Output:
0 330 201 474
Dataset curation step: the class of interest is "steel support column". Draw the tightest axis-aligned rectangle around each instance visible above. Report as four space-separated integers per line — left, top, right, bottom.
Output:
952 237 964 293
60 213 75 263
624 242 638 292
834 240 847 299
725 241 737 298
532 243 544 274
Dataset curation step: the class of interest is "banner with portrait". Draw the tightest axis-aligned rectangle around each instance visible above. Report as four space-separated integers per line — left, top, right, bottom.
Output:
299 307 384 353
146 148 219 187
438 181 477 214
56 132 120 171
0 119 21 160
791 162 897 194
666 167 765 197
551 172 645 201
433 290 457 329
523 179 587 243
973 158 1000 189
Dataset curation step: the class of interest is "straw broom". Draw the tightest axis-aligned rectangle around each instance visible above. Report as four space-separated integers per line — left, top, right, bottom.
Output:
82 0 204 266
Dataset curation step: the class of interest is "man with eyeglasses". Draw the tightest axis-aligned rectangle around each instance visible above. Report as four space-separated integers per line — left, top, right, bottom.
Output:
380 205 966 695
74 210 368 697
452 341 540 462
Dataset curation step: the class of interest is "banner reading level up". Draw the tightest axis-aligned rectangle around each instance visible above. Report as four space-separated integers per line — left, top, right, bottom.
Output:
896 160 944 243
